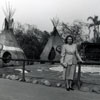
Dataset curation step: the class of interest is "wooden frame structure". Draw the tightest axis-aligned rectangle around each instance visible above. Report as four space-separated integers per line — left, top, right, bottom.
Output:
77 61 100 89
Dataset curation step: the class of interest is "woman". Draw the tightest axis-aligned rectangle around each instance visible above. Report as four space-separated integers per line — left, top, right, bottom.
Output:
60 35 83 91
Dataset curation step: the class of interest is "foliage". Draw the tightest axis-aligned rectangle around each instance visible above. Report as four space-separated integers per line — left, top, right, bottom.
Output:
59 20 88 43
87 16 100 42
14 19 88 59
14 23 50 59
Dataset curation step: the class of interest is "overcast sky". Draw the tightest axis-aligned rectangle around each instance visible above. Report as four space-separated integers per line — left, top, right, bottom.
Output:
0 0 100 32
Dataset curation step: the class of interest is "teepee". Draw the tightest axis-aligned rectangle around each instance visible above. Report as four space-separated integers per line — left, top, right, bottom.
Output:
0 3 25 66
40 18 64 61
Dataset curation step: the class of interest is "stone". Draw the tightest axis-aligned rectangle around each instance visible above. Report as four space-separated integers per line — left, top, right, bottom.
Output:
43 80 51 86
2 74 6 78
32 80 38 84
18 78 23 81
25 78 31 83
37 69 43 72
56 83 61 87
80 87 90 92
91 87 100 94
15 76 19 80
6 75 11 79
40 79 45 83
9 75 19 80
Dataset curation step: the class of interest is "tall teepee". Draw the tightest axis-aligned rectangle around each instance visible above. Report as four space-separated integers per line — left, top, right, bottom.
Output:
40 18 64 61
0 3 25 67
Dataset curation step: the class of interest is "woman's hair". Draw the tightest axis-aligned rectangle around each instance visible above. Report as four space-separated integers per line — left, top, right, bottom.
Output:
65 35 74 44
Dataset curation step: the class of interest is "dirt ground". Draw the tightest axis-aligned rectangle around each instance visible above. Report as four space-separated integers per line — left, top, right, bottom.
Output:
1 63 100 94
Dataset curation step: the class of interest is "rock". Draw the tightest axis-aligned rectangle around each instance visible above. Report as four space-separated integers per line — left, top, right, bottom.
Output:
25 78 31 83
40 79 45 83
37 69 43 72
18 78 23 81
15 69 28 74
2 74 6 78
43 80 51 86
80 87 90 92
32 80 38 84
9 75 19 80
15 76 19 80
56 83 61 87
91 87 100 94
6 75 11 79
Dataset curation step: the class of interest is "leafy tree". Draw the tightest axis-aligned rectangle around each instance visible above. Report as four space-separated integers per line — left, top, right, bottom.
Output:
87 16 100 42
14 23 50 59
60 20 88 43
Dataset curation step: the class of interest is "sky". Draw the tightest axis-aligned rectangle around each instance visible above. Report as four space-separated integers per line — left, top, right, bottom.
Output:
0 0 100 32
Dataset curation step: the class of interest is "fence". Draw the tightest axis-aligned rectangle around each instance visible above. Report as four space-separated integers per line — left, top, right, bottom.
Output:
0 57 100 89
77 61 100 89
0 58 60 82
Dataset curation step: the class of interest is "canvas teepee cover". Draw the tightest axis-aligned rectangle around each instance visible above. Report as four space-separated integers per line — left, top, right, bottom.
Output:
0 30 25 66
0 4 25 66
40 26 64 61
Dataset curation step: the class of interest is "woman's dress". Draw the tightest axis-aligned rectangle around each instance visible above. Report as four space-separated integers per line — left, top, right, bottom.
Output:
60 44 78 80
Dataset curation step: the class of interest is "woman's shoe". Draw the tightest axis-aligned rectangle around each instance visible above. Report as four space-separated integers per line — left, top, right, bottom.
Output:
65 87 70 91
65 84 70 91
69 87 74 90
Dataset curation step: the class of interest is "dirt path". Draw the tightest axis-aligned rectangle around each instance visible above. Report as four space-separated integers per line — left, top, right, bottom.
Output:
0 78 100 100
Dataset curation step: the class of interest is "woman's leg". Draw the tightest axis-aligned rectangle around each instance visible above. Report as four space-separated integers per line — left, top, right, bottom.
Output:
65 68 70 90
68 64 76 90
66 79 69 88
69 80 72 88
69 80 74 90
65 79 70 91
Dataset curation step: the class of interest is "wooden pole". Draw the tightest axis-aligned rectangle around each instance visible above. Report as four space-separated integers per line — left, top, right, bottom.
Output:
21 61 26 82
77 63 81 89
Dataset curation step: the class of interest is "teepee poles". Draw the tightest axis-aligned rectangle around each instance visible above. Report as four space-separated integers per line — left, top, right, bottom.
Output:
51 17 59 28
2 2 15 30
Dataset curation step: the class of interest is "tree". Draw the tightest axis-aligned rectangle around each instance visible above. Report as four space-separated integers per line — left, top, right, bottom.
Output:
60 20 88 43
39 30 50 50
87 16 100 42
14 23 50 59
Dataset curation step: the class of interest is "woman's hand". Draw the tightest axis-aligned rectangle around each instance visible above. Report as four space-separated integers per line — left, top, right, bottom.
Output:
79 59 84 63
60 63 67 68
